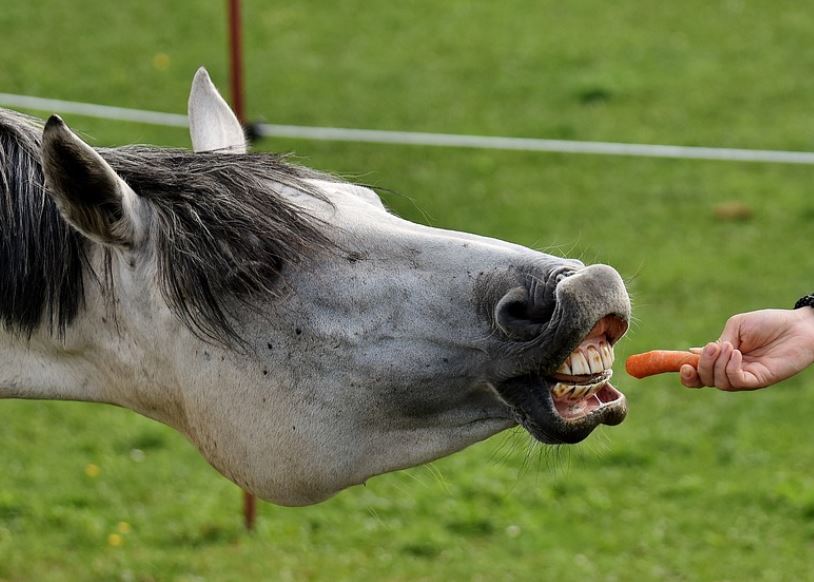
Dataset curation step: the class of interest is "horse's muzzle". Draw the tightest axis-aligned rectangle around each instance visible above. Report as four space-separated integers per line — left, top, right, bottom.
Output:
490 264 631 444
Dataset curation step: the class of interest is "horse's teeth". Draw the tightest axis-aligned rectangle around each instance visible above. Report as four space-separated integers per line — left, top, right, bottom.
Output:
587 347 603 374
556 356 572 375
600 344 613 369
551 380 608 402
571 351 590 375
556 342 614 383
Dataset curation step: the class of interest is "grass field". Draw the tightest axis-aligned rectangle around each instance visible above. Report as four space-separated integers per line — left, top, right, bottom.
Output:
2 1 814 580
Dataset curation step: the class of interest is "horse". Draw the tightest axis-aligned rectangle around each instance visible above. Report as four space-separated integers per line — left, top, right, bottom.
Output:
0 69 630 506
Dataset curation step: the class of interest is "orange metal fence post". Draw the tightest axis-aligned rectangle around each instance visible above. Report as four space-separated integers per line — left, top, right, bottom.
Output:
227 0 256 531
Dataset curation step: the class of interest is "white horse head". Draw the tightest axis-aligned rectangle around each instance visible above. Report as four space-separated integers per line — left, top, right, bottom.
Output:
0 71 630 506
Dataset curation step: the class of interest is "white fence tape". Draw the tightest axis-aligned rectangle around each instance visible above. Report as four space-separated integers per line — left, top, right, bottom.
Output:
2 92 814 165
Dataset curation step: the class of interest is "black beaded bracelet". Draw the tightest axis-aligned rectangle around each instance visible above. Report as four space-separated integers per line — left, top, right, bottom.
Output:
794 294 814 310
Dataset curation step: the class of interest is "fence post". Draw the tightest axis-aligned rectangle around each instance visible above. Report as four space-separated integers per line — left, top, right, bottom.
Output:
227 0 256 532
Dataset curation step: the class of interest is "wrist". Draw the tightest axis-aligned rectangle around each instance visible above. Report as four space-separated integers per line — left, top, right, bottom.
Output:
793 304 814 362
794 294 814 310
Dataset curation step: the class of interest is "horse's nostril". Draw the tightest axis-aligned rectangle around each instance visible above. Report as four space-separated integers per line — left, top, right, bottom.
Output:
495 286 553 340
550 266 577 285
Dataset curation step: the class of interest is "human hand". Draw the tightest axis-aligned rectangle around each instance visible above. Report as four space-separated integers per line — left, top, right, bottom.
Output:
680 308 814 391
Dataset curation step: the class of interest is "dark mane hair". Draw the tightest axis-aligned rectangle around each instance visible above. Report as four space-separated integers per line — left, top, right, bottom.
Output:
0 108 335 343
0 111 86 335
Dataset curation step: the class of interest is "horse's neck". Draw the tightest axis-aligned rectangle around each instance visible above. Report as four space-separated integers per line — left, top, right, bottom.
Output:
0 314 188 432
0 246 187 430
0 332 110 403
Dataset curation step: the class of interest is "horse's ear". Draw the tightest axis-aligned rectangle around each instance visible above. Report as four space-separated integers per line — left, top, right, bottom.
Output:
41 115 143 248
188 67 247 154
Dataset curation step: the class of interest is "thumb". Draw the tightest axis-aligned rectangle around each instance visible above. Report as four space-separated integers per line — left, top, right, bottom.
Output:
719 315 743 348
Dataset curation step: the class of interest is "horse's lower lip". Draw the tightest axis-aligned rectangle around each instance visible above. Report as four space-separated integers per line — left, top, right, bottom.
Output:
492 374 628 444
551 381 625 422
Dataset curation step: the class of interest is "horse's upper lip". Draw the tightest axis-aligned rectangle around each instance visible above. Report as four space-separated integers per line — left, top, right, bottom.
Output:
493 314 629 444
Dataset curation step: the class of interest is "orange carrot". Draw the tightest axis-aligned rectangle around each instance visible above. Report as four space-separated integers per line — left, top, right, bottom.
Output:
625 350 700 379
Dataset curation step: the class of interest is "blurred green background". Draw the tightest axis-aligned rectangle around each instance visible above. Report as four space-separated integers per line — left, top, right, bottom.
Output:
2 1 814 580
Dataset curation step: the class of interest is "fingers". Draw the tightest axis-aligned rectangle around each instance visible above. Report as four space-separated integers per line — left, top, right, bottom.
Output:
695 342 719 387
691 341 745 390
723 348 748 390
724 349 769 391
712 341 734 390
680 364 702 388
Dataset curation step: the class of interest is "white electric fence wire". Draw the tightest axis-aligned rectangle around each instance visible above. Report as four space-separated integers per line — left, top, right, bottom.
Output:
3 92 814 165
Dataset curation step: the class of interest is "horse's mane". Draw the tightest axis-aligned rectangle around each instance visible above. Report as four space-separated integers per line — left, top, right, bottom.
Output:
0 108 334 344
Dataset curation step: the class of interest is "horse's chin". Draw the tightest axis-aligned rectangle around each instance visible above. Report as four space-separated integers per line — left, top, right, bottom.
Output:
493 374 627 444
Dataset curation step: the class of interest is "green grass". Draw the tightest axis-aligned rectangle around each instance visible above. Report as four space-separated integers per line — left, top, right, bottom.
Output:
2 1 814 580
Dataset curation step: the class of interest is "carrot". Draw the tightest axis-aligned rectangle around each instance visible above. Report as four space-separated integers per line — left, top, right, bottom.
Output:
625 350 701 379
